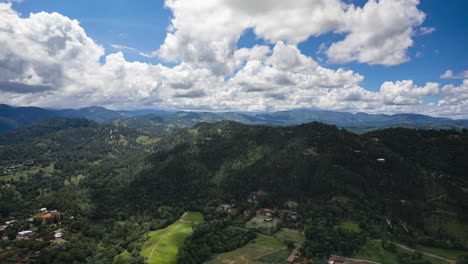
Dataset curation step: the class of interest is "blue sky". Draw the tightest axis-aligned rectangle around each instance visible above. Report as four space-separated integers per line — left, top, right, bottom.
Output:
1 0 467 117
11 0 466 89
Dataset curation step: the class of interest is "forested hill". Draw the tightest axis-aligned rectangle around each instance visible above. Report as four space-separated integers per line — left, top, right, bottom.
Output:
0 118 98 145
130 120 426 205
1 119 467 263
127 122 467 235
366 128 468 182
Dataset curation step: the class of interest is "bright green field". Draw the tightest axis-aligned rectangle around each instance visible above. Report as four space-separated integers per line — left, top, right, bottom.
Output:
140 212 204 264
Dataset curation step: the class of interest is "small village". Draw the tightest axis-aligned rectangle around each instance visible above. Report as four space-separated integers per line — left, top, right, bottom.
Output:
0 207 67 263
1 161 34 175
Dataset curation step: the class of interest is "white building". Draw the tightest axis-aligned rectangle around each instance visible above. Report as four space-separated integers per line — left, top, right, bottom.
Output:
17 230 35 240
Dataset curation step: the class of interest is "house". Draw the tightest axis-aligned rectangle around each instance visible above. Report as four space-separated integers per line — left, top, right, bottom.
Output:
5 220 16 225
279 210 299 220
243 209 252 216
0 225 8 231
303 147 318 156
39 208 47 212
54 233 64 238
286 248 300 263
216 204 237 214
377 158 386 163
216 204 232 212
40 213 54 218
257 209 273 217
40 210 61 218
328 256 346 264
354 150 362 154
264 218 273 222
17 230 34 240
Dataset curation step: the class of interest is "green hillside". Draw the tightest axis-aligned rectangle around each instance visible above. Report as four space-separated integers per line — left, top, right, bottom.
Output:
0 120 467 263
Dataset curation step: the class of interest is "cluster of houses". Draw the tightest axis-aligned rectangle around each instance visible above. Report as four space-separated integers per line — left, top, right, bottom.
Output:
37 208 61 220
1 208 63 241
2 161 34 174
255 208 274 222
215 191 300 230
216 203 299 224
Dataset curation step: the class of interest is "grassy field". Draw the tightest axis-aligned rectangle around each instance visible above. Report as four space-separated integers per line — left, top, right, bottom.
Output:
338 221 361 232
140 212 204 264
205 235 287 264
0 163 55 181
353 240 448 264
245 218 277 229
136 135 160 145
257 249 290 263
273 229 305 246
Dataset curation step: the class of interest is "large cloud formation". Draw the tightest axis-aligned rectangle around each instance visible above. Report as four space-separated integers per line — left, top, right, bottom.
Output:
0 2 466 118
158 0 425 67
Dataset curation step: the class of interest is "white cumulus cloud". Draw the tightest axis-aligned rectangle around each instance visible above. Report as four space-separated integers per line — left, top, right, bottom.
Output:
441 70 468 80
157 0 427 67
0 2 467 118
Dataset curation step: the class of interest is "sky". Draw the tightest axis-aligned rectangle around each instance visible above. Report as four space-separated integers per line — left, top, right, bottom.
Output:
0 0 467 118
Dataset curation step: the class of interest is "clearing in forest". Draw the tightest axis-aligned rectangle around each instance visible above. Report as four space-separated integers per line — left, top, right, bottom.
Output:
205 235 288 264
140 212 204 264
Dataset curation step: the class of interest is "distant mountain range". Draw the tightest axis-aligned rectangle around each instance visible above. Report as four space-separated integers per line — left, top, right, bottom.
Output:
0 104 173 132
1 103 468 133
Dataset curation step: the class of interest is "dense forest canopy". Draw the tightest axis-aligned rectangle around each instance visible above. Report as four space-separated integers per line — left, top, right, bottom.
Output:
0 118 467 263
